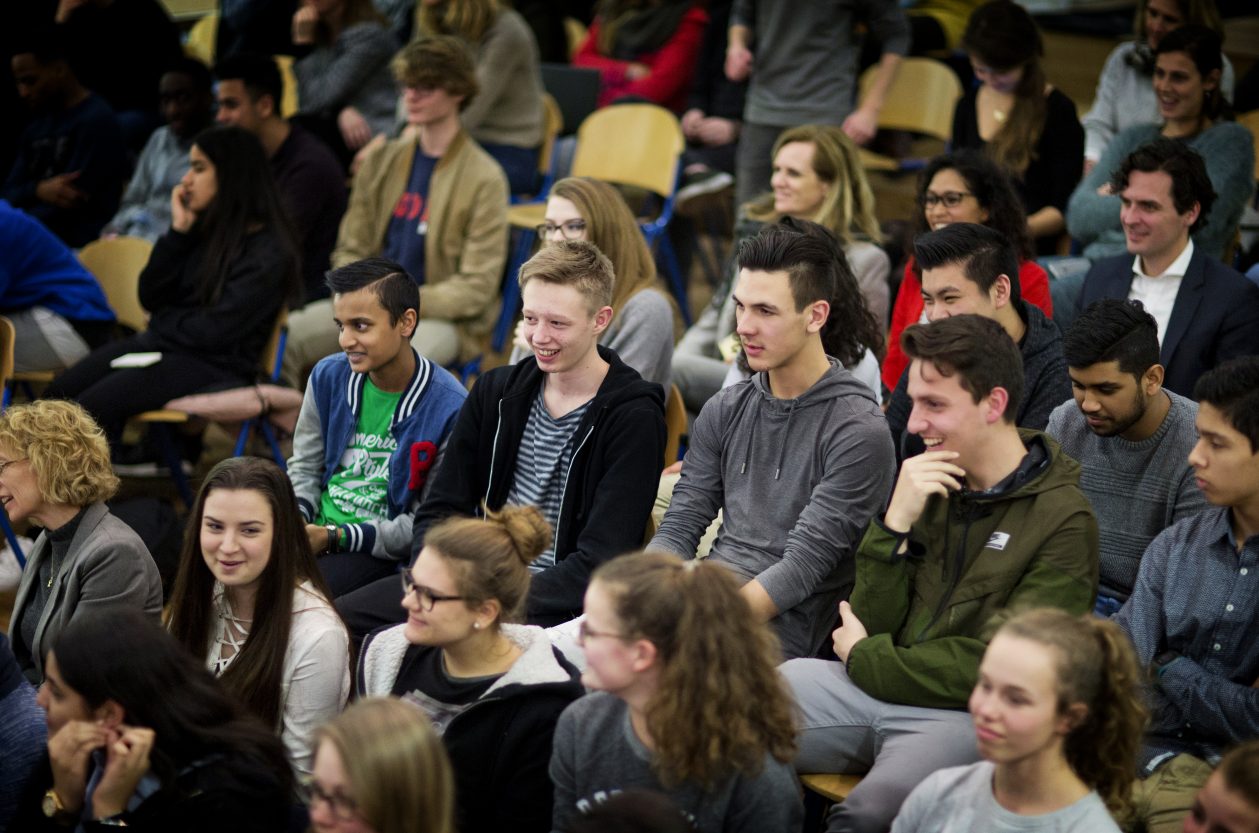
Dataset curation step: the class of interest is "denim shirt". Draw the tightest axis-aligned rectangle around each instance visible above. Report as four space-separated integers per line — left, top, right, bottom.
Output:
1115 507 1259 771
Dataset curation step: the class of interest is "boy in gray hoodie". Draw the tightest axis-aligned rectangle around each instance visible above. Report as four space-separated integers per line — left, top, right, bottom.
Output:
649 219 895 660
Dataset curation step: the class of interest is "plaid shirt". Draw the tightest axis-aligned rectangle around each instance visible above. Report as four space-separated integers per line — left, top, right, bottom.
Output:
1116 507 1259 771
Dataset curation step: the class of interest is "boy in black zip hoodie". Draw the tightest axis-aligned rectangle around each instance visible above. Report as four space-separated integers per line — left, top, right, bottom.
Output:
337 241 666 637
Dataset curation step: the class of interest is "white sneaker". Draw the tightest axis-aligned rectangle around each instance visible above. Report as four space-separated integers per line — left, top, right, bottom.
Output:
0 535 33 591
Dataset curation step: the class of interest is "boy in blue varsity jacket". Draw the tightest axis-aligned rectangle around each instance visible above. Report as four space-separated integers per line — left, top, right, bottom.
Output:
288 257 467 598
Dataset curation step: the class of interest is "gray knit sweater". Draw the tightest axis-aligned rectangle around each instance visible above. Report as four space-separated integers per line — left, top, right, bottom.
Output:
1046 389 1208 601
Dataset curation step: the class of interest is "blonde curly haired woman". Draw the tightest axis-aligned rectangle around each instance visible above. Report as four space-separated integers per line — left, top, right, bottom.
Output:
3 400 161 684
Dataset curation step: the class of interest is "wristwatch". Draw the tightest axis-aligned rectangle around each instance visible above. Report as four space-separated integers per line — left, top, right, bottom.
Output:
325 524 339 554
42 788 74 822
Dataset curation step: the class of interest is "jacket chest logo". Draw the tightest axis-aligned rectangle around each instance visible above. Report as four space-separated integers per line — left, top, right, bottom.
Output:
985 531 1012 551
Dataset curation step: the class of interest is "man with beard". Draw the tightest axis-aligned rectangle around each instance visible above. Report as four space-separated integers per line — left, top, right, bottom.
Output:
1047 297 1207 615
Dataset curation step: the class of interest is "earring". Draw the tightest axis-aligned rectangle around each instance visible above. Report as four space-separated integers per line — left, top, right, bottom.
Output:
473 622 482 630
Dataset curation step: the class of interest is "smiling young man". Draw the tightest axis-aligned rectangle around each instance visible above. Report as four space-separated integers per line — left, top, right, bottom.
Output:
1046 298 1207 613
780 313 1097 833
284 34 508 379
886 222 1070 461
649 218 895 661
287 258 468 599
335 241 665 638
1116 356 1259 833
1077 137 1259 398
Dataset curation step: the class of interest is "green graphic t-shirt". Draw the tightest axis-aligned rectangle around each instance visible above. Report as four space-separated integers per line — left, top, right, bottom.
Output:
317 379 401 527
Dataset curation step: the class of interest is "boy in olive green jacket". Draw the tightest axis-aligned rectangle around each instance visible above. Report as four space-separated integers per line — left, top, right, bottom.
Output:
781 312 1098 833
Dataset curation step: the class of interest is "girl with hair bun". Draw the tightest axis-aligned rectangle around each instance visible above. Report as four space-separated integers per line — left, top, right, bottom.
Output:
551 551 802 833
357 504 583 833
892 608 1148 832
308 697 456 833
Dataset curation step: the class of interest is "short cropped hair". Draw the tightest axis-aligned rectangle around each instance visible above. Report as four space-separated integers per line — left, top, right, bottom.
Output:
0 400 118 505
325 257 419 325
1194 356 1259 452
1110 137 1216 234
1063 299 1160 378
518 239 614 312
213 52 283 109
1217 740 1259 811
164 55 213 94
913 222 1022 307
735 216 844 311
901 314 1024 422
392 35 478 110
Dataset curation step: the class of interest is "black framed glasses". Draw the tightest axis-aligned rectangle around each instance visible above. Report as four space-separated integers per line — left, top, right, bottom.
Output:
576 620 631 646
301 778 360 821
921 191 975 208
400 571 468 612
535 219 587 240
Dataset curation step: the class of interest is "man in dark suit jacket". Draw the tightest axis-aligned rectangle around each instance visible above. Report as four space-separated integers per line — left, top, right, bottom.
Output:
1077 137 1259 398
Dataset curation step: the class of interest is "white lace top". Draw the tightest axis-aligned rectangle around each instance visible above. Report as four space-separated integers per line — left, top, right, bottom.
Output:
207 580 350 774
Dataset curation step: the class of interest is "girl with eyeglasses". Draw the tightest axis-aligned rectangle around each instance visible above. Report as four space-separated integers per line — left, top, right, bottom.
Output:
306 697 455 833
512 176 679 388
166 457 350 776
357 503 584 833
551 551 801 833
883 149 1053 390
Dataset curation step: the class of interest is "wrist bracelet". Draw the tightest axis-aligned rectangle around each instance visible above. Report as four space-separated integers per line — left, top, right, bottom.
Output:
325 524 339 554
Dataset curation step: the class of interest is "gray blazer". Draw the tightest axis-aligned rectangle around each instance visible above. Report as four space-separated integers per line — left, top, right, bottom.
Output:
9 502 162 684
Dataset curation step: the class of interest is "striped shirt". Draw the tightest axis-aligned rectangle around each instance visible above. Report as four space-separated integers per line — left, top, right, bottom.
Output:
507 390 593 570
1115 507 1259 769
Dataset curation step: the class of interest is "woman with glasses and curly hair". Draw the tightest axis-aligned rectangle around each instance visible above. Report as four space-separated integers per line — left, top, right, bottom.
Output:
357 504 583 833
551 551 801 833
882 149 1053 390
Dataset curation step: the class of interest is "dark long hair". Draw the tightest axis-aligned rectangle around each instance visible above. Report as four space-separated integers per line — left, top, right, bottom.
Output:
167 457 336 730
1156 25 1231 123
53 609 293 796
187 125 301 308
961 0 1049 175
915 150 1034 260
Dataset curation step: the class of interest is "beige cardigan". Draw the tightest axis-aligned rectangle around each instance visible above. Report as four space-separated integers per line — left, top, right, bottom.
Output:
332 130 509 359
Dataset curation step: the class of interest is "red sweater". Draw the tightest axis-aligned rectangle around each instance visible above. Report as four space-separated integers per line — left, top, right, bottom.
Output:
882 257 1054 390
573 6 708 113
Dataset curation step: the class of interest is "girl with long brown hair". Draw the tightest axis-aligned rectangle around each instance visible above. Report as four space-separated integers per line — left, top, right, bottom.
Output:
551 552 801 833
166 457 349 775
892 608 1148 832
952 0 1084 251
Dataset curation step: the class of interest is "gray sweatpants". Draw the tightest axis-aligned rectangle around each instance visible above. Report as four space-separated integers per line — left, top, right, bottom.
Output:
780 658 979 833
